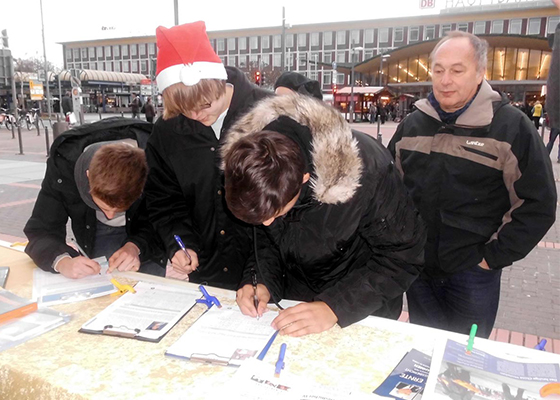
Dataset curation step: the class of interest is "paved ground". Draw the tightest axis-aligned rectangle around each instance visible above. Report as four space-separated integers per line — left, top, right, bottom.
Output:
0 115 559 339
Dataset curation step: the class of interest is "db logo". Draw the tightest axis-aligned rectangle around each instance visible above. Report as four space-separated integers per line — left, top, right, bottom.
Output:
420 0 435 8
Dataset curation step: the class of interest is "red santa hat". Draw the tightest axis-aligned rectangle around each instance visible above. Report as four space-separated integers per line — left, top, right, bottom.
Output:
155 21 227 92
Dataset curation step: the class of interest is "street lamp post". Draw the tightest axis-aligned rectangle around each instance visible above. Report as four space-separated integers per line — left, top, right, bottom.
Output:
349 44 363 123
377 52 391 142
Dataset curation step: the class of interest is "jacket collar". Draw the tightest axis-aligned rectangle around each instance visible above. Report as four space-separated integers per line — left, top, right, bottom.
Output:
415 80 502 127
223 94 363 204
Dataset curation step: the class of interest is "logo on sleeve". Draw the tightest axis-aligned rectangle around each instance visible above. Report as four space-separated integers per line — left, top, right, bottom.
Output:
466 140 484 147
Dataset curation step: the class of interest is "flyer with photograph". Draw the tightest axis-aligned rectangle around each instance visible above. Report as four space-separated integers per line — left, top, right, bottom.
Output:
425 339 560 400
373 348 431 400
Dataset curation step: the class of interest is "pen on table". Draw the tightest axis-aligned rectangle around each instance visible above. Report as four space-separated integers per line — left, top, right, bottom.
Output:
466 323 477 354
274 343 287 378
173 234 192 264
257 330 279 360
251 270 259 320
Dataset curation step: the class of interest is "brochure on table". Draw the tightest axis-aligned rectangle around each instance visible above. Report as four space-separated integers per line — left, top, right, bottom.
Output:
33 256 117 306
80 281 200 342
424 338 560 400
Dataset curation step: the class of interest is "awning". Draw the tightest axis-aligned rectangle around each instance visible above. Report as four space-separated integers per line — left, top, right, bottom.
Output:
58 69 147 85
337 86 384 95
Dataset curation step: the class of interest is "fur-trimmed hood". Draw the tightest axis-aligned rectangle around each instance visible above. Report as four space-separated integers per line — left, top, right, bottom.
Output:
222 94 363 204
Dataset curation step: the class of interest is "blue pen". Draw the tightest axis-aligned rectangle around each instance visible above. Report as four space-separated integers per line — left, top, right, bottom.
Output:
274 343 287 378
196 285 222 309
535 339 547 351
257 330 279 360
173 235 193 264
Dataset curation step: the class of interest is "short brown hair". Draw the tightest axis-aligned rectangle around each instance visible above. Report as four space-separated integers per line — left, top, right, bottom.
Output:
88 144 148 210
224 131 305 225
161 80 226 120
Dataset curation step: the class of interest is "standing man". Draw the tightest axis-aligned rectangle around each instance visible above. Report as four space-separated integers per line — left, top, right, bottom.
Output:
388 31 557 338
61 91 73 115
144 21 271 290
131 93 142 119
144 97 156 123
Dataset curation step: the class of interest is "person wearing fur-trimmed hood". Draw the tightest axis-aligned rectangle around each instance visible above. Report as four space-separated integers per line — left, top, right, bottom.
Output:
222 93 426 336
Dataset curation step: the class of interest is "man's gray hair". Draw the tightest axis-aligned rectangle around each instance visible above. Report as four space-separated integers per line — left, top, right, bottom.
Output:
430 31 489 73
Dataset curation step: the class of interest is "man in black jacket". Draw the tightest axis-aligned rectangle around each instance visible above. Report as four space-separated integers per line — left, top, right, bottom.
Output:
388 31 556 338
24 118 167 278
222 94 426 336
143 21 271 290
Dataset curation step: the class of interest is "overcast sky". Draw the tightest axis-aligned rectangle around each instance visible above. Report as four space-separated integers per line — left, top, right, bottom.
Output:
2 0 446 68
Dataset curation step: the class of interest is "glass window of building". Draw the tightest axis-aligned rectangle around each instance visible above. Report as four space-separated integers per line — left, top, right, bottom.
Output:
273 54 281 67
66 49 72 60
365 49 374 59
337 30 346 45
457 23 468 32
132 61 138 73
96 46 103 58
148 43 155 55
139 44 146 56
365 29 374 43
323 73 331 85
351 30 360 44
227 56 236 66
82 63 89 69
121 45 128 57
130 44 138 57
440 24 452 36
238 37 247 51
113 45 120 57
298 33 306 47
515 49 529 80
324 31 333 46
263 36 271 49
491 20 504 34
324 52 332 63
114 62 121 72
394 27 404 42
75 63 81 69
73 48 80 59
105 46 111 57
217 39 225 51
417 54 430 81
311 32 319 46
107 62 113 71
310 51 320 64
141 60 147 73
309 71 318 81
409 26 419 42
528 18 541 35
286 53 294 70
228 38 236 51
286 34 294 48
509 19 522 34
299 53 307 67
89 47 95 58
425 25 436 40
337 73 345 85
250 36 258 50
79 48 86 59
379 28 389 43
474 21 486 34
337 51 346 63
250 54 258 65
274 35 281 48
548 16 560 34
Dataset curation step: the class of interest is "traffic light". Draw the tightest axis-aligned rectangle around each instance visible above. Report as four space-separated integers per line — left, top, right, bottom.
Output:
1 30 8 48
332 84 337 95
261 71 266 86
254 71 261 86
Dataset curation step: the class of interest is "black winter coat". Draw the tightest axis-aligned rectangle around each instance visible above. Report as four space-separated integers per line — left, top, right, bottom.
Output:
144 67 272 290
24 118 167 272
222 95 426 328
388 81 556 277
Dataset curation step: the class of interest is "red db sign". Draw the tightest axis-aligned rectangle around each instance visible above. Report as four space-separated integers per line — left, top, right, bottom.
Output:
420 0 435 8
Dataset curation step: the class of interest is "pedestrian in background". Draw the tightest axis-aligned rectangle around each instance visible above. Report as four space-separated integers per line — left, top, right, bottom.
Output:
388 31 556 338
131 93 142 119
531 100 543 130
144 97 156 123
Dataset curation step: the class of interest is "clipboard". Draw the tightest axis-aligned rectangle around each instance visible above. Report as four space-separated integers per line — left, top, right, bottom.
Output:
79 281 201 342
165 305 278 366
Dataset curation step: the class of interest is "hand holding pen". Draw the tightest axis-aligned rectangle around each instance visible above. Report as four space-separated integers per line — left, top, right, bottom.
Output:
236 281 270 318
172 235 199 274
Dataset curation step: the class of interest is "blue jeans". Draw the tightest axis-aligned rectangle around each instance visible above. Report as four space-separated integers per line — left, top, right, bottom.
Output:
92 221 165 277
546 127 560 160
407 265 502 338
